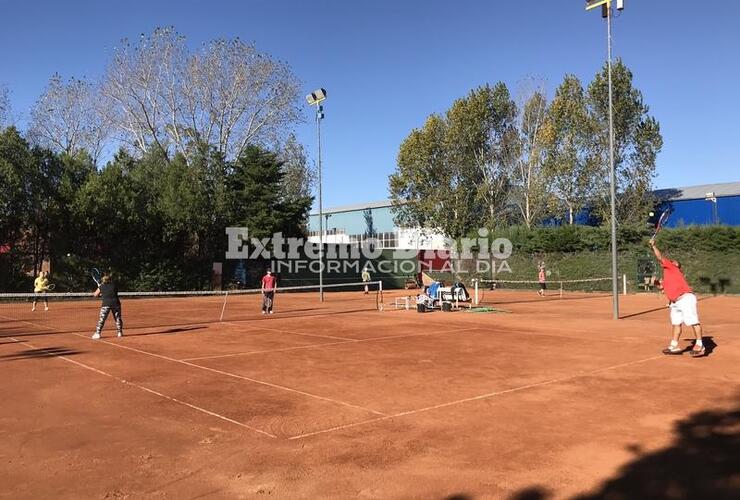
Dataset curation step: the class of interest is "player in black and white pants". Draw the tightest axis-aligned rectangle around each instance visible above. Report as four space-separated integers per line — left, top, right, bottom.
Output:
92 274 123 339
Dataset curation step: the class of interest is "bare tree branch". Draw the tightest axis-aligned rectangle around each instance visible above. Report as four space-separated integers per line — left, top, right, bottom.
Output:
28 74 111 163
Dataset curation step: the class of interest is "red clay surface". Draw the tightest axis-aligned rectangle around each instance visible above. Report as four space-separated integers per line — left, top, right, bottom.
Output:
1 289 739 499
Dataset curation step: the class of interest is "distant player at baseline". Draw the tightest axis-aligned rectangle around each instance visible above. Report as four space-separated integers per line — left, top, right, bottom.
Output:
361 265 371 295
32 271 50 311
261 269 276 315
92 274 124 339
650 239 704 357
537 262 546 297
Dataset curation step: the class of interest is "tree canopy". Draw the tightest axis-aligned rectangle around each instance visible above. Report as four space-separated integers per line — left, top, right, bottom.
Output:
389 60 663 238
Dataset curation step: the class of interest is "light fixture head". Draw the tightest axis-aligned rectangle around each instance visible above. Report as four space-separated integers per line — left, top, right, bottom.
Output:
306 88 327 105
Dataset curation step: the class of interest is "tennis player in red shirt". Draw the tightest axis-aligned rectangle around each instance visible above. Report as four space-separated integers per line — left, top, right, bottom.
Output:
261 269 277 315
650 240 704 357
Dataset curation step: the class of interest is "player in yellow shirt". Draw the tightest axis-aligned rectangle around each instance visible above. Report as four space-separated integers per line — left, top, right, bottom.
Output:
32 271 50 311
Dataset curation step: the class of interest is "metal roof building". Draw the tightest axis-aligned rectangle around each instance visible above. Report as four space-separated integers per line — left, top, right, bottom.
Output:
308 181 740 244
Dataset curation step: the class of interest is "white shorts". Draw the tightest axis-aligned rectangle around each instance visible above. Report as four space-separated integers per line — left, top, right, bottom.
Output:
669 293 700 326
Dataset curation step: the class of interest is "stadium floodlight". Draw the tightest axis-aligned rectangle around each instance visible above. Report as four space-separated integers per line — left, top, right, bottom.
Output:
306 88 327 105
307 88 327 301
587 0 623 320
705 192 719 224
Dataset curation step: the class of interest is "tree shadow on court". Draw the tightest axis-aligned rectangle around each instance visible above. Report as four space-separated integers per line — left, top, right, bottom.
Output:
508 488 550 500
506 401 740 500
124 325 207 337
0 346 82 361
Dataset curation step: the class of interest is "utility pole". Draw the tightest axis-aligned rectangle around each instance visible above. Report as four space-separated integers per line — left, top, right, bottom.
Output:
307 89 327 301
587 0 624 320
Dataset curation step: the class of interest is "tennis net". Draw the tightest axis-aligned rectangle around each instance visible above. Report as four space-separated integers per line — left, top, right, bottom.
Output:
473 277 613 303
0 281 383 335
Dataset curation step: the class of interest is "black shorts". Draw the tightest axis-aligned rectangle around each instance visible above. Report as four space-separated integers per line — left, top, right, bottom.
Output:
539 282 546 290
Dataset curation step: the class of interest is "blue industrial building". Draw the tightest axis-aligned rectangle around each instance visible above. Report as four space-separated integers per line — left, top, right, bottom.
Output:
308 181 740 248
654 182 740 227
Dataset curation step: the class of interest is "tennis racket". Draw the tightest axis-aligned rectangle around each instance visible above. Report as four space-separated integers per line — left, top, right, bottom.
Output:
46 283 56 291
650 209 671 242
90 268 102 286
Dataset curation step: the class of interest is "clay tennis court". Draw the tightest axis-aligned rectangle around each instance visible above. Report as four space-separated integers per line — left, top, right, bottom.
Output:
1 289 738 499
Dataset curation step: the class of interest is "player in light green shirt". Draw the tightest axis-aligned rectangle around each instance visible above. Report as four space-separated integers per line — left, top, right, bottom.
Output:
361 266 371 295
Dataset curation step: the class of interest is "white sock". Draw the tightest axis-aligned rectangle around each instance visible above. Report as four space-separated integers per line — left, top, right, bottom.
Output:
670 340 679 348
695 339 703 347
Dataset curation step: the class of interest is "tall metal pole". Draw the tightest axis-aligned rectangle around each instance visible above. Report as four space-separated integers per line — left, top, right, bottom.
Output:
316 107 324 302
607 4 619 319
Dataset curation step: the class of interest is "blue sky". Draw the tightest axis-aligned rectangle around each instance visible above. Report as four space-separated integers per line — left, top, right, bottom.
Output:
1 0 738 208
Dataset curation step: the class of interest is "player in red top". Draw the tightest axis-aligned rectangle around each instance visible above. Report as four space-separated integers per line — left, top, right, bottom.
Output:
537 262 546 297
261 269 277 315
649 239 704 357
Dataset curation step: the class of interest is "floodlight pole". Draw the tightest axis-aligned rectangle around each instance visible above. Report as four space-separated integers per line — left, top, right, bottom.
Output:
589 0 621 319
307 89 327 302
606 4 619 320
316 104 324 302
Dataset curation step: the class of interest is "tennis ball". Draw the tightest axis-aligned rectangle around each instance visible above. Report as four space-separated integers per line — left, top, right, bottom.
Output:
66 253 71 257
649 211 655 217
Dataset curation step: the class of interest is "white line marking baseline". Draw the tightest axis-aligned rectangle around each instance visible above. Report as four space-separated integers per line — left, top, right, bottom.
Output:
68 331 388 417
7 337 277 439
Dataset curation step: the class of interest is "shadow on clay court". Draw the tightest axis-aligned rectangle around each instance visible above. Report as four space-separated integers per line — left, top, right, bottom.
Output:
672 336 717 357
0 346 83 362
0 307 377 337
506 399 740 500
620 295 715 320
123 325 207 337
442 494 475 500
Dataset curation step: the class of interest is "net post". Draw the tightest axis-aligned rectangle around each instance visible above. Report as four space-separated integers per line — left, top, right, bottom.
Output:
622 274 627 295
378 280 383 311
219 291 228 322
474 279 479 305
559 281 563 299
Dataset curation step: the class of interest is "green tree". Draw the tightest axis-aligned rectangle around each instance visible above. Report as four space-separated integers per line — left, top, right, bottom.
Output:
445 83 517 229
278 134 315 202
229 145 312 240
0 127 34 247
390 113 478 238
544 75 599 224
390 84 520 238
510 86 552 228
587 59 663 225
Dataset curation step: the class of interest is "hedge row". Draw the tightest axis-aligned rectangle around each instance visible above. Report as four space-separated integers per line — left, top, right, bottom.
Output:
487 225 740 254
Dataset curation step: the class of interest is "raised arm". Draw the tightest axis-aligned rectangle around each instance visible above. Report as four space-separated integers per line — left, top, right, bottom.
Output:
93 287 101 297
649 239 663 261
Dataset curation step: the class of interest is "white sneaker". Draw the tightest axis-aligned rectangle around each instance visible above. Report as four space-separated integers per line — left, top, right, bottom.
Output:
44 306 49 311
31 306 36 312
269 310 274 315
117 332 123 338
262 311 266 315
92 333 101 340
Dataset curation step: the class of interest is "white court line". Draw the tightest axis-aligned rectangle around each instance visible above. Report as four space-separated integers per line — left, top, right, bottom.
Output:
221 321 355 341
180 328 481 361
67 331 389 417
4 314 388 417
7 337 277 439
288 353 668 440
